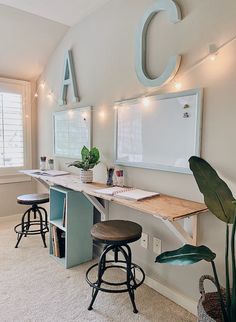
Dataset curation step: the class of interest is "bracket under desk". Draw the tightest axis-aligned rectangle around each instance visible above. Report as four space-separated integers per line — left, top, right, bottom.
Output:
22 172 208 246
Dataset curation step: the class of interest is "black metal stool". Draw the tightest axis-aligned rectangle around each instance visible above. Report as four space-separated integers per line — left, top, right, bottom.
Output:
86 220 145 313
14 193 49 248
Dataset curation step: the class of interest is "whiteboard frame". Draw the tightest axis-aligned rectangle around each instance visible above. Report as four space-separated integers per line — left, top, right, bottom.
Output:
53 106 92 159
114 89 203 174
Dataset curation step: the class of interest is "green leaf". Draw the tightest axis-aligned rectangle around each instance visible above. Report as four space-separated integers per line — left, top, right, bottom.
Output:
189 156 236 224
68 161 83 169
81 146 90 162
155 244 216 265
230 214 236 320
89 147 100 164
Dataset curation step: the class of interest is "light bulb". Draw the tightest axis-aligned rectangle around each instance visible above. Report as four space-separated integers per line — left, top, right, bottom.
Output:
47 91 53 99
143 97 150 107
209 53 217 61
209 44 218 62
99 111 106 119
174 82 182 90
40 81 45 89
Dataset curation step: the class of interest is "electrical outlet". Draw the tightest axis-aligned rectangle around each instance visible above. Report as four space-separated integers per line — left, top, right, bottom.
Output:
153 237 162 254
141 232 148 249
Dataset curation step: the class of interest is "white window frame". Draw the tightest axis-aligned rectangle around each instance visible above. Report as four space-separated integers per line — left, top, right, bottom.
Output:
0 77 32 184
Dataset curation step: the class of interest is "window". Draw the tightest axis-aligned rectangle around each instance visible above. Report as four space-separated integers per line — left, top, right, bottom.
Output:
0 78 31 182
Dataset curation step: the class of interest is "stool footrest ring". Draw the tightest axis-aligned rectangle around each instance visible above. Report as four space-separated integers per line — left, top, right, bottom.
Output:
14 221 49 235
86 259 145 294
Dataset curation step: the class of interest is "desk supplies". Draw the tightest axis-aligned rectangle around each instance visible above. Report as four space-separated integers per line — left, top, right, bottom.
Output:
40 156 47 171
94 186 159 201
48 158 54 170
115 169 124 187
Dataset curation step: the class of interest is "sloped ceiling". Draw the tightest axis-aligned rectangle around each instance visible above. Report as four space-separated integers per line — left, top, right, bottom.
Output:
0 0 111 80
0 4 69 80
0 0 111 26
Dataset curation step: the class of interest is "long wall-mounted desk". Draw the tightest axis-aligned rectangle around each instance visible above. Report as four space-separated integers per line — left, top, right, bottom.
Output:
22 171 207 247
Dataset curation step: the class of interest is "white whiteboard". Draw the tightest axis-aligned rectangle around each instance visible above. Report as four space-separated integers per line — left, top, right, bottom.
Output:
53 106 91 158
115 89 203 174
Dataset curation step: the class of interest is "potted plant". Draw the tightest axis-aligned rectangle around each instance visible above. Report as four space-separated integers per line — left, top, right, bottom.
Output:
155 156 236 322
69 146 100 183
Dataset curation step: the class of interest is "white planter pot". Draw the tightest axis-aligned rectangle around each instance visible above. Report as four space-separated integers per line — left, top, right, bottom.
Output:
80 170 93 183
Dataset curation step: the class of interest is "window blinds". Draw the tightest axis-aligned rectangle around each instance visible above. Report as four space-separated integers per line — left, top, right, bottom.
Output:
0 92 24 167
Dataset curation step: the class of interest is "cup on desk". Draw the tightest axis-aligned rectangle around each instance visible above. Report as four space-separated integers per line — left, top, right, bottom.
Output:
48 159 54 170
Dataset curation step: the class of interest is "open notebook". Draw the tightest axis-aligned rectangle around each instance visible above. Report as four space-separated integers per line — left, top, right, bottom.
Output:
94 187 159 201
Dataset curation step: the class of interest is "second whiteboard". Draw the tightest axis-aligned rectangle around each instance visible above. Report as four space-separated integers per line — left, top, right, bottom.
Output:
115 89 203 174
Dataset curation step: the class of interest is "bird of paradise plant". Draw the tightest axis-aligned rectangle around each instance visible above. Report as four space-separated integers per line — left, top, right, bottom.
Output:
156 156 236 322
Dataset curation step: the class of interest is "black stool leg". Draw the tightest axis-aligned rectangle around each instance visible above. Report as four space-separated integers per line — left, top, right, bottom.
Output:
119 245 138 313
38 206 49 232
36 208 47 248
24 208 33 237
15 209 29 248
88 245 111 311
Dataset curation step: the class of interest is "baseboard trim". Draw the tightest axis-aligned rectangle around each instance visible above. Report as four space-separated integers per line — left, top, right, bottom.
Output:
105 253 197 316
136 270 197 316
0 213 22 222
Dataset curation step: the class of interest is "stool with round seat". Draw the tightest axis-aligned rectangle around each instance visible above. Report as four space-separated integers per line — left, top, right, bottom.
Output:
86 220 145 313
14 193 49 248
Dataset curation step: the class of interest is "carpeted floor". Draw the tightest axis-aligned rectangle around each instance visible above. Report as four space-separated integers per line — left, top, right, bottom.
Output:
0 216 196 322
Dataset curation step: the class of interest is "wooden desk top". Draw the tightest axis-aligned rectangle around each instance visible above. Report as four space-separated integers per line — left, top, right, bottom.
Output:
22 172 207 222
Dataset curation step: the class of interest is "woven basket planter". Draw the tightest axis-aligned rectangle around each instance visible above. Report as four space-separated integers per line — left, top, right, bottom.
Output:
80 170 93 183
198 275 226 322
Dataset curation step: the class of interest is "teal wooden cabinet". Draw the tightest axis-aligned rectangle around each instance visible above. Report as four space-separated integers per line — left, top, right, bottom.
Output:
49 186 93 269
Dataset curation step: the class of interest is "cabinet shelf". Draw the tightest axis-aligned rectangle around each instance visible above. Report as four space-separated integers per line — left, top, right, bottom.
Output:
49 219 66 232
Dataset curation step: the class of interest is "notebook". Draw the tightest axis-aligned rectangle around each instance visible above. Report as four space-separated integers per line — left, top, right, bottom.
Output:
94 187 159 201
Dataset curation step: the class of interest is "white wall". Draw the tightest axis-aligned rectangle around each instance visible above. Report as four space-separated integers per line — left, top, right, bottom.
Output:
37 0 236 306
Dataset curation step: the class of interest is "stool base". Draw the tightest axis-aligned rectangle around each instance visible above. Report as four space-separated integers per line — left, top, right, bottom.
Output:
86 244 145 313
14 205 49 248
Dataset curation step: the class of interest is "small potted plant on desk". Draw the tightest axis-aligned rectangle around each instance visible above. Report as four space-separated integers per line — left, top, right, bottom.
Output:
155 157 236 322
69 146 100 183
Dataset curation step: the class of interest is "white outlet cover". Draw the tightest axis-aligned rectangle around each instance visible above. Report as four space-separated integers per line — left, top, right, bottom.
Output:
153 237 162 254
141 232 148 249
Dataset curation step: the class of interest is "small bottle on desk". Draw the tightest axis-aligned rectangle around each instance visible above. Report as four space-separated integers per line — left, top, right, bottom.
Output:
115 169 124 187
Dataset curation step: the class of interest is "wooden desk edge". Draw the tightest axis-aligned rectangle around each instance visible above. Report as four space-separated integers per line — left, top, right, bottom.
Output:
26 174 208 222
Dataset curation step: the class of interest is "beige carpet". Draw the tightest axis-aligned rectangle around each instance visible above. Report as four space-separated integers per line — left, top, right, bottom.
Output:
0 216 196 322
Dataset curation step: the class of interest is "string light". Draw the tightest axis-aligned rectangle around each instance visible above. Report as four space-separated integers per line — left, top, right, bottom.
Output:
47 91 53 99
174 82 182 90
99 110 106 119
209 44 218 61
40 81 45 89
142 97 150 107
33 34 236 109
